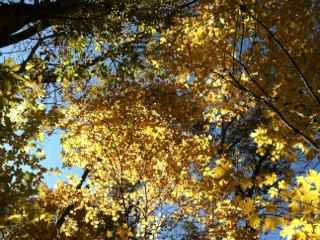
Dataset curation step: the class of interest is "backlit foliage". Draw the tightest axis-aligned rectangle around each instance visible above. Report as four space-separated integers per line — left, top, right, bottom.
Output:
58 82 214 239
0 0 320 239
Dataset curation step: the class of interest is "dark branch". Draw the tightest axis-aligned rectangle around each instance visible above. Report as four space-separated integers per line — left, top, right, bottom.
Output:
18 40 41 73
228 72 320 153
0 0 113 48
241 6 320 106
178 0 199 9
54 167 89 237
0 22 50 48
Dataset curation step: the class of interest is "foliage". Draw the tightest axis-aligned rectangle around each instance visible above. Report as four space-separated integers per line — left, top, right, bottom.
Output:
0 0 320 239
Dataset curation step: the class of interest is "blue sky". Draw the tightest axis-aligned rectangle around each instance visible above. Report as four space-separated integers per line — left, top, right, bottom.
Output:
41 130 83 188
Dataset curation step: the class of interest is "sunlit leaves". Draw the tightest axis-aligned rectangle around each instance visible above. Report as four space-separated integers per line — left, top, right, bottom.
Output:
56 82 215 238
1 0 320 239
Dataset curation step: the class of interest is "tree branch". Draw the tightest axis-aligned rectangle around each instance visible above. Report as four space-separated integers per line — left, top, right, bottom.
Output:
241 6 320 106
0 22 50 49
18 40 41 73
178 0 199 9
54 167 89 238
228 72 320 153
0 0 113 48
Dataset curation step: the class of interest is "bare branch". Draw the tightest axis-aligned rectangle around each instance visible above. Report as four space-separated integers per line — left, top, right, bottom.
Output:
0 22 49 48
178 0 199 9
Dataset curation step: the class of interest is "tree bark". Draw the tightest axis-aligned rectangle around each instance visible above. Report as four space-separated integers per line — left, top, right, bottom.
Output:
0 0 114 48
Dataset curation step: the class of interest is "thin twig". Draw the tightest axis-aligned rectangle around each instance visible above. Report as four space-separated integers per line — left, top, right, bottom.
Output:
238 11 245 81
228 72 319 153
232 12 240 74
178 0 199 9
241 6 320 106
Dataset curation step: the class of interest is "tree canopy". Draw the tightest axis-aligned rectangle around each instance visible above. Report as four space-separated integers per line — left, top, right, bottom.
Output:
0 0 320 239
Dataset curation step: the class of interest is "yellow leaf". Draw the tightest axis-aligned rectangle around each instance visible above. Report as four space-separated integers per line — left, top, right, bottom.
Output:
239 178 253 190
261 173 278 186
263 217 282 232
106 230 113 238
248 213 260 229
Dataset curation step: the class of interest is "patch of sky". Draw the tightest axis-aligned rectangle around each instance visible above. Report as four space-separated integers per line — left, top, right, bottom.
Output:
41 129 83 188
157 205 204 240
290 146 320 175
235 36 252 58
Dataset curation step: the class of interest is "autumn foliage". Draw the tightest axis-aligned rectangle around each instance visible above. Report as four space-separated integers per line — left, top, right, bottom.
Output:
0 0 320 239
